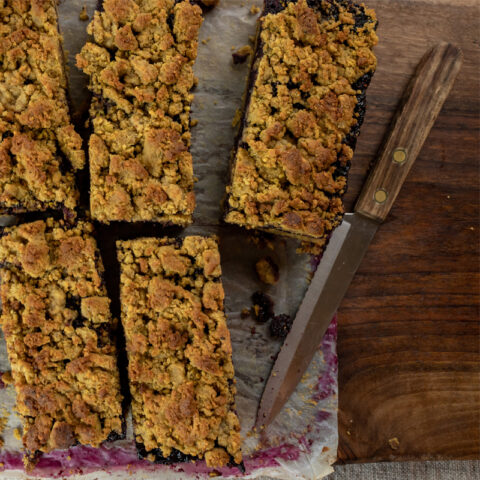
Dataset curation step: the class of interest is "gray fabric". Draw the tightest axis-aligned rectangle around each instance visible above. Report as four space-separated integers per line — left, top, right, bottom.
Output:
325 461 480 480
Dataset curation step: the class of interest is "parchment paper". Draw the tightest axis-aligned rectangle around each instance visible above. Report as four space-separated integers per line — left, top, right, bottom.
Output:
0 1 338 478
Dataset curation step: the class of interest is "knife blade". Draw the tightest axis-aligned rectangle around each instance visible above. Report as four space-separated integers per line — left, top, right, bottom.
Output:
256 42 463 429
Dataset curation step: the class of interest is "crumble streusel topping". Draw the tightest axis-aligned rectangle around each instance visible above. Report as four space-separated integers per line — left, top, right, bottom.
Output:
117 236 242 467
0 219 123 467
0 0 85 213
77 0 203 223
225 0 377 245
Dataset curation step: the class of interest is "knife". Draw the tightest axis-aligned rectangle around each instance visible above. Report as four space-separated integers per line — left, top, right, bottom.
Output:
256 42 464 428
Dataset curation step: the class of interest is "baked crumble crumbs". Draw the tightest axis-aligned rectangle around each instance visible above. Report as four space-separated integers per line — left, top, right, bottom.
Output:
117 236 242 467
232 44 253 64
255 256 279 284
251 291 274 323
0 0 85 215
77 0 204 224
79 5 89 21
0 219 123 468
225 0 377 244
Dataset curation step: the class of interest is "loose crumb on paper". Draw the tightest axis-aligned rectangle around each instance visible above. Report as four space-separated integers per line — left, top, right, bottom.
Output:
232 108 242 127
232 44 253 64
250 5 260 14
255 256 280 285
1 371 12 385
0 410 8 448
79 5 88 21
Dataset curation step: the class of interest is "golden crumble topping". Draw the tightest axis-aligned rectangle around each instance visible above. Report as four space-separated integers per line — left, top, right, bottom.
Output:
0 0 85 214
77 0 203 224
0 219 123 468
225 0 377 246
117 236 242 467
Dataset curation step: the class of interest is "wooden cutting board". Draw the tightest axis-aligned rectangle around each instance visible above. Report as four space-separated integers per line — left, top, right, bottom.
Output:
337 0 480 463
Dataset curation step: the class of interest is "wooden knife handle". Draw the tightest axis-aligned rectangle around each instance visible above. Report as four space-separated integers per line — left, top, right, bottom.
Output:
355 42 463 223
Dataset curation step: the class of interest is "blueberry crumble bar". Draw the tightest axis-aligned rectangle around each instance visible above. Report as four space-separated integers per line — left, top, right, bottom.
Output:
0 0 85 215
0 219 123 469
225 0 378 247
117 236 242 467
77 0 203 224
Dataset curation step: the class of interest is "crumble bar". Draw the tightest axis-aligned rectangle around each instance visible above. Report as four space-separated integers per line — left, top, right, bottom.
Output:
225 0 378 247
77 0 203 224
0 0 85 214
0 219 123 468
117 236 242 467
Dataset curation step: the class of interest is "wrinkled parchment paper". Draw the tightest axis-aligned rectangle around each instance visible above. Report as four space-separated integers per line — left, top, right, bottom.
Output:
0 0 338 478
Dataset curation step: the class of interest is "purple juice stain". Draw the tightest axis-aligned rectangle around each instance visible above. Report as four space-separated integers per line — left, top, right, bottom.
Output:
0 320 338 477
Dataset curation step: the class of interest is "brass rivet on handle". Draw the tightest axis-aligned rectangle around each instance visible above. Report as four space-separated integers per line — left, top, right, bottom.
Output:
392 148 407 164
374 189 388 204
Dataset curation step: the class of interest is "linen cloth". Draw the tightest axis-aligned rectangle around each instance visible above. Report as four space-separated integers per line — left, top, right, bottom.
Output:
325 461 480 480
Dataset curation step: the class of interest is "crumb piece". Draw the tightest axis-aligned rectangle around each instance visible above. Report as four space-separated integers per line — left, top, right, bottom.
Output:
191 119 199 127
241 308 251 318
255 256 279 285
79 5 89 21
232 45 253 64
251 291 274 323
246 233 275 250
13 428 22 441
248 35 256 43
389 437 400 450
202 37 211 44
1 371 13 385
297 241 326 256
232 108 242 127
0 413 7 438
269 314 292 339
250 5 260 14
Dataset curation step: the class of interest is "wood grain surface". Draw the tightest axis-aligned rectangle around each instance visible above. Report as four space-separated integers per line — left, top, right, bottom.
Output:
337 0 480 463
